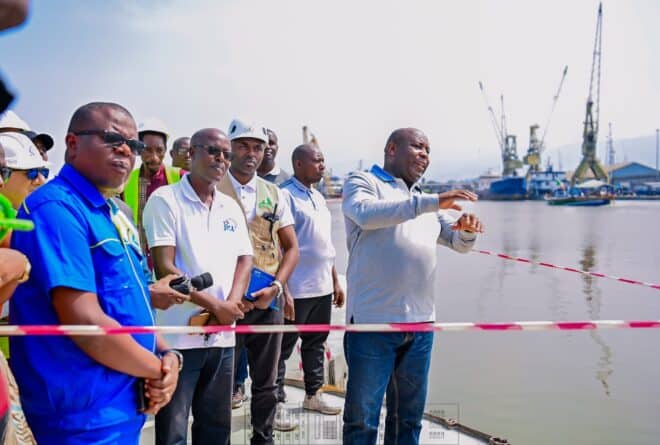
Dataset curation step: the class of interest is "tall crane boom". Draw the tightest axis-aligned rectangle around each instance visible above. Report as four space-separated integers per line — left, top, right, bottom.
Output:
478 82 522 176
524 66 568 177
540 65 568 147
478 81 504 148
572 3 608 186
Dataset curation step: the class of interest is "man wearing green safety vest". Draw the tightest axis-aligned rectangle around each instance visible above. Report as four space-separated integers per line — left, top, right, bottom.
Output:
122 118 181 268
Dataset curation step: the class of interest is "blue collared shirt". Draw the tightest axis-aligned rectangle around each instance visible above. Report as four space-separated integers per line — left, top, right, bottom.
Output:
280 177 336 298
10 164 155 434
342 165 477 323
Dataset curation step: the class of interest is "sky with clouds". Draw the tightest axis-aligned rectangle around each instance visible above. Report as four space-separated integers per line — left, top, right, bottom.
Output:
1 0 659 179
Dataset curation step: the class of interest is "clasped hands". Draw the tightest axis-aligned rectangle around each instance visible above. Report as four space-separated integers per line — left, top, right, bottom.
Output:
141 352 180 415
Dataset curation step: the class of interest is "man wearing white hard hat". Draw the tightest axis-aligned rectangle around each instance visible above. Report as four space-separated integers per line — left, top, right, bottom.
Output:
0 110 54 161
0 132 49 212
218 118 300 442
123 117 181 268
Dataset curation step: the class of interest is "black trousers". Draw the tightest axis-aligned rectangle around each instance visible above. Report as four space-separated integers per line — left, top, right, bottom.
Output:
276 294 332 401
155 347 233 445
234 306 283 445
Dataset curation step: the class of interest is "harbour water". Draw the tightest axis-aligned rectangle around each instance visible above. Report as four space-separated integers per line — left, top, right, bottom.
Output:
326 199 660 445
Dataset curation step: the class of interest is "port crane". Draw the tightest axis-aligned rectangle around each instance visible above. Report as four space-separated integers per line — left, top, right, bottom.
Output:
571 3 609 186
478 82 522 176
605 122 615 166
302 125 335 196
523 66 568 178
302 125 320 148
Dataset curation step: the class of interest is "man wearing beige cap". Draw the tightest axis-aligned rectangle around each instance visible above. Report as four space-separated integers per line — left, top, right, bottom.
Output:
218 118 299 443
0 132 48 212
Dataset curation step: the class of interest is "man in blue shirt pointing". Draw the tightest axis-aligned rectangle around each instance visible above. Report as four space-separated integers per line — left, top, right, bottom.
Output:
10 102 183 445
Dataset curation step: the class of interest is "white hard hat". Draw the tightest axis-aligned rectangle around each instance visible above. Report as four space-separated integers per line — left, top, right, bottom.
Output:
228 118 268 143
138 117 169 142
0 132 49 170
0 110 30 132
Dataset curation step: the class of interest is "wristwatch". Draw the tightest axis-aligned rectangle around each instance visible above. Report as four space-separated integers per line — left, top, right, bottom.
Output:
270 280 284 299
159 349 184 371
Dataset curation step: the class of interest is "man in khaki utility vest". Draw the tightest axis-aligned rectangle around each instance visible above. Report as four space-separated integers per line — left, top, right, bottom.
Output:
218 118 299 445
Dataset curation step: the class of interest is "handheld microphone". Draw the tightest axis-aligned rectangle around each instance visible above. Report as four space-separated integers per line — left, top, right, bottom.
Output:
170 272 213 295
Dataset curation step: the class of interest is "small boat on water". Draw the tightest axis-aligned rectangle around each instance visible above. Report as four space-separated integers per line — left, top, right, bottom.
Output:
545 180 614 206
545 194 613 206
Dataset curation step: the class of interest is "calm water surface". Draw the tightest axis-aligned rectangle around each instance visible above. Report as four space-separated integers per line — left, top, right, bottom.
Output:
327 199 660 445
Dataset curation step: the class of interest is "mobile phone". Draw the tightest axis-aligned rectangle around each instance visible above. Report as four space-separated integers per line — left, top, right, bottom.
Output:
136 378 148 412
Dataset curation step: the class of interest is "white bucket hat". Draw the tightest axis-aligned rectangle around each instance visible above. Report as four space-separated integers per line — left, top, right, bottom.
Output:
0 132 49 169
227 118 268 143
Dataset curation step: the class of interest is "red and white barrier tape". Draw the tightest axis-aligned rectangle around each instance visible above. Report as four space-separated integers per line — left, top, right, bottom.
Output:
0 320 659 336
474 249 660 290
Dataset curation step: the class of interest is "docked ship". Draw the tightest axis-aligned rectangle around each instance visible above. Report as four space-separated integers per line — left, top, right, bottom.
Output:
479 66 568 200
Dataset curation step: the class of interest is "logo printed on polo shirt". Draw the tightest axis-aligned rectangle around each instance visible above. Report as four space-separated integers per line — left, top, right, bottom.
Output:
223 218 237 232
258 197 273 210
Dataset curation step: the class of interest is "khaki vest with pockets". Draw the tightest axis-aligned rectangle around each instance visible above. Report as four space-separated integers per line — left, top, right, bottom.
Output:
218 174 281 275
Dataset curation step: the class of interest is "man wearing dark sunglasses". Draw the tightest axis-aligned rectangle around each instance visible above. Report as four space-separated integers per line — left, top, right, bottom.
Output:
144 128 252 445
0 132 48 213
123 118 181 269
9 102 184 445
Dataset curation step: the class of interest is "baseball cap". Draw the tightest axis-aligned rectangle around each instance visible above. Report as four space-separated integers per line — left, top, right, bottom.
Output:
23 130 54 151
227 118 268 143
0 132 49 170
0 110 30 132
0 111 54 151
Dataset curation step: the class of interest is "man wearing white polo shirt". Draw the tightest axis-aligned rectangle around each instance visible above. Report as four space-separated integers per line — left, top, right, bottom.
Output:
276 144 345 415
143 128 252 445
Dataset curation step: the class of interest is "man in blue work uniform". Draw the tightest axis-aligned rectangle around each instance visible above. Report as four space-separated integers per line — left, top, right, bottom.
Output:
10 102 183 445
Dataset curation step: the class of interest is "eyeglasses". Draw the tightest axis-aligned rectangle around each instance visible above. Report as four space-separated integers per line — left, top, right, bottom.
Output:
14 168 50 181
193 145 233 161
0 166 11 182
73 130 145 155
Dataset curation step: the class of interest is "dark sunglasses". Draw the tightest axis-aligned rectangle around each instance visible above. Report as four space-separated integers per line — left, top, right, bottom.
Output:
193 145 233 161
0 166 11 182
73 130 145 155
15 167 50 181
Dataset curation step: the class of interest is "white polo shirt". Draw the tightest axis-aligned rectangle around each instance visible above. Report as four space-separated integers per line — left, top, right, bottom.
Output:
280 177 336 299
142 175 253 349
226 170 295 227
